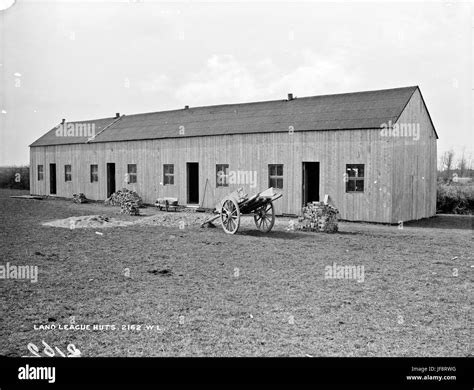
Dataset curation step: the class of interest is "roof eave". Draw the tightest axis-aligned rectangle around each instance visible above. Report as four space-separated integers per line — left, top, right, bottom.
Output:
28 126 391 147
417 87 439 139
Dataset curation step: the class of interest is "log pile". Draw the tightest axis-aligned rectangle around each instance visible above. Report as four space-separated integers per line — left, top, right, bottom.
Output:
105 188 143 207
297 202 339 233
105 188 143 215
72 193 88 203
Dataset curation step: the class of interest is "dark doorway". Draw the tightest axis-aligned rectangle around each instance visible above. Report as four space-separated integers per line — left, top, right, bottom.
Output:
302 162 320 206
107 163 116 197
187 162 199 204
49 164 56 195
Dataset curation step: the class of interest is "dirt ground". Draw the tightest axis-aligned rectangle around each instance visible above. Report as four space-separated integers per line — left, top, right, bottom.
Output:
0 189 472 357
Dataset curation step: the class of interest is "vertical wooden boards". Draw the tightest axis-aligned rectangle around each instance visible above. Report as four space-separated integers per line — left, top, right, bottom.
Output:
391 88 437 223
28 113 435 223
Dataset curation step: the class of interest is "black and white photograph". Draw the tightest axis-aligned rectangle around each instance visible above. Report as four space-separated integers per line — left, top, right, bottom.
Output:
0 0 472 386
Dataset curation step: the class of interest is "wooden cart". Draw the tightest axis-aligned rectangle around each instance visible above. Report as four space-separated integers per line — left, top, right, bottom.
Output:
201 187 282 234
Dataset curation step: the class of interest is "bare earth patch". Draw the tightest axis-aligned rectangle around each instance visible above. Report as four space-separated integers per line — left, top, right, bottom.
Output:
0 189 472 357
41 209 276 230
42 215 132 229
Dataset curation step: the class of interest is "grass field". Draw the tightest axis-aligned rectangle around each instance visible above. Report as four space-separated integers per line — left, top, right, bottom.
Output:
0 189 472 357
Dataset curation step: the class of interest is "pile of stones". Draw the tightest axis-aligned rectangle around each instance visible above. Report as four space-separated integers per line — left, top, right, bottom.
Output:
297 202 339 233
72 193 88 204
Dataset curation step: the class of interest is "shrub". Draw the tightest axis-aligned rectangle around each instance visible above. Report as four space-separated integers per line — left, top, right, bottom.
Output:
437 183 474 215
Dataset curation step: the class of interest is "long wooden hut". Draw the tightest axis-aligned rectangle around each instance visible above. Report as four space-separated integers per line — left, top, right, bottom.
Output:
29 86 438 223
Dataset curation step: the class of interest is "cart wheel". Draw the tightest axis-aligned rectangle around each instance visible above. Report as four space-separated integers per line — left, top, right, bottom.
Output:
254 201 275 232
220 198 240 234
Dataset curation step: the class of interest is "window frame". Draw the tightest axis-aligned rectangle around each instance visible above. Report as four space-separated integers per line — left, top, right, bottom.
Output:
127 164 137 184
37 165 44 181
216 164 230 187
345 164 365 193
268 164 284 189
90 164 98 183
64 164 72 182
163 164 174 185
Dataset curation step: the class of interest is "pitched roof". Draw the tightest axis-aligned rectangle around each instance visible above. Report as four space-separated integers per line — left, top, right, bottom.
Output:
30 117 118 147
30 86 421 147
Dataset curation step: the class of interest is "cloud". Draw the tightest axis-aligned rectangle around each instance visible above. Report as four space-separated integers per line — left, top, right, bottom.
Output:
138 74 172 93
174 54 258 104
0 0 15 12
264 50 359 97
169 51 359 106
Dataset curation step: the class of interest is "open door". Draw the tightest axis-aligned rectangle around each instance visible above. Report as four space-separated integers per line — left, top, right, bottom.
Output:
107 163 116 197
49 164 56 195
186 162 199 204
302 162 319 206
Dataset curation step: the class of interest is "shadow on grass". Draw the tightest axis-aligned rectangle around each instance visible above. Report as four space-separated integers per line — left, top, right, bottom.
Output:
404 214 473 230
238 229 361 239
238 230 306 239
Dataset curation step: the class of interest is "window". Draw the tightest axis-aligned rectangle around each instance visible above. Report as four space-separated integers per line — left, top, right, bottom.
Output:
90 164 98 183
268 164 283 189
345 164 365 192
64 165 72 182
163 164 174 185
37 165 44 181
216 164 229 187
127 164 137 184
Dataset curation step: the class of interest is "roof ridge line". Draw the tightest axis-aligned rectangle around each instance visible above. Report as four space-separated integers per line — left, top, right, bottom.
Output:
118 86 420 119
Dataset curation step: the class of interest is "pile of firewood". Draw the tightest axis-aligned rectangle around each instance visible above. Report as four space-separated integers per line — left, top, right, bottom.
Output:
105 188 143 207
297 202 339 233
105 188 143 215
72 193 88 203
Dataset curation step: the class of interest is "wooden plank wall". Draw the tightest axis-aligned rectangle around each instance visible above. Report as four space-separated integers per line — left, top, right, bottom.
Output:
30 127 417 222
391 89 437 223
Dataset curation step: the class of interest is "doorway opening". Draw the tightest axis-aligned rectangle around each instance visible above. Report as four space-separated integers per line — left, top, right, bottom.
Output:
107 163 116 197
302 162 320 206
49 164 56 195
187 162 199 204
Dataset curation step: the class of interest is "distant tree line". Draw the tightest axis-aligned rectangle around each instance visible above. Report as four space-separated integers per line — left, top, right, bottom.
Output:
438 149 473 182
436 150 473 214
0 166 30 189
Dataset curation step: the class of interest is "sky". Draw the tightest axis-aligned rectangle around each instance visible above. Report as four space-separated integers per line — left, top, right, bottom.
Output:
0 0 472 166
